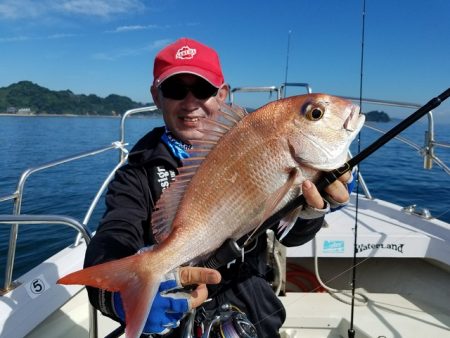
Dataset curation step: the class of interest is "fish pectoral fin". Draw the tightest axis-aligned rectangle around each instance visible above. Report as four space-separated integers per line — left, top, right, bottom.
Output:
244 168 301 245
277 206 304 241
260 167 301 222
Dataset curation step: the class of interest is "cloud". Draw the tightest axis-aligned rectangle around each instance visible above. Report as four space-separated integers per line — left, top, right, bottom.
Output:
0 33 79 43
0 0 145 19
0 1 47 19
107 24 158 33
0 35 30 42
92 39 172 61
92 45 149 61
149 39 172 50
56 0 145 17
47 33 79 39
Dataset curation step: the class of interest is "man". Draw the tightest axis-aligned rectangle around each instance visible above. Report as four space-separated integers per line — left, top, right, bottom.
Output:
84 37 352 337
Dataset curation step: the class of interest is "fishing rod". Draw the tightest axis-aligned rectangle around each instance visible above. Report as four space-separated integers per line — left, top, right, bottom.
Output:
349 0 366 335
203 88 450 269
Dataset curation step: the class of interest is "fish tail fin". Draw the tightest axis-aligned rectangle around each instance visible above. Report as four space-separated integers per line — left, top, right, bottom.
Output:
58 254 163 338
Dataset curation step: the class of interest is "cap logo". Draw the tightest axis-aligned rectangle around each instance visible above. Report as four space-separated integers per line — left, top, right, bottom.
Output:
175 45 196 60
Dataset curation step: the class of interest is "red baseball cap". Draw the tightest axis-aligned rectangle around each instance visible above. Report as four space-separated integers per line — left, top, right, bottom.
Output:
153 37 224 88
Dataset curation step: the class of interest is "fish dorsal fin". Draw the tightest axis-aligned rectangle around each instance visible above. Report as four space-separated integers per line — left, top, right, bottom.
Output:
151 102 247 243
216 102 248 127
196 102 248 143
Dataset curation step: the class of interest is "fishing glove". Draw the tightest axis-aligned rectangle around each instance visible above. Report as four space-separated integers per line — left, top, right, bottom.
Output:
113 248 191 335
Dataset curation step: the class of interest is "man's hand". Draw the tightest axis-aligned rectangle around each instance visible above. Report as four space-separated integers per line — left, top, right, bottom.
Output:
302 171 352 210
114 266 221 335
178 266 221 308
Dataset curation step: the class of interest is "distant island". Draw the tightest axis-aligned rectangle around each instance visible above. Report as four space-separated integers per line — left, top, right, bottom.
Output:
1 81 392 122
364 110 391 122
0 81 155 116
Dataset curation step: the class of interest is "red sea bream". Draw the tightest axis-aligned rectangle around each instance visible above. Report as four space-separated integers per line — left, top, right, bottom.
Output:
58 93 365 338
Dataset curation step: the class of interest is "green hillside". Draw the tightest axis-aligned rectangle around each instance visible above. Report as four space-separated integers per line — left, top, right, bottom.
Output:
0 81 151 116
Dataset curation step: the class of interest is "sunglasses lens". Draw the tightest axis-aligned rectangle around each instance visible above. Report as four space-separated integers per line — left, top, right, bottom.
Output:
159 82 189 100
160 78 218 100
191 82 218 100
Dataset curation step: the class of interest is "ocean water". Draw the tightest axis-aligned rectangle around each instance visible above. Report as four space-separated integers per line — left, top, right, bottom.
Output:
0 114 449 286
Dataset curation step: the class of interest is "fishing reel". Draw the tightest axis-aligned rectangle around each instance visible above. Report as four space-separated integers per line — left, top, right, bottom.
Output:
184 303 258 338
201 303 257 338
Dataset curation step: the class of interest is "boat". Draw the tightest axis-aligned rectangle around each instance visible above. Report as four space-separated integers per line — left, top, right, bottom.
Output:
1 84 449 338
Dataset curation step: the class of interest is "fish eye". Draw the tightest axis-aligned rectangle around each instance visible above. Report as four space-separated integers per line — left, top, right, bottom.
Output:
306 107 324 121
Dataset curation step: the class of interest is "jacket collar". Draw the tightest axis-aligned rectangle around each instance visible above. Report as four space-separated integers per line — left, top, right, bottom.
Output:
127 127 180 169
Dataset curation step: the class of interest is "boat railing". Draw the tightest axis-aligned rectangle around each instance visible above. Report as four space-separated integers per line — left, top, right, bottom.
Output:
280 82 312 96
229 86 281 103
0 106 159 292
0 144 127 293
0 215 92 291
340 95 450 175
119 106 159 161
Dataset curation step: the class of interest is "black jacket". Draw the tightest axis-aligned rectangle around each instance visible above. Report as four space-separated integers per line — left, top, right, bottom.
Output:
84 127 324 337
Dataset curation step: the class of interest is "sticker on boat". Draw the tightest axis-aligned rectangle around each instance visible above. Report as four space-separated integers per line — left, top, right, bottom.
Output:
25 275 50 298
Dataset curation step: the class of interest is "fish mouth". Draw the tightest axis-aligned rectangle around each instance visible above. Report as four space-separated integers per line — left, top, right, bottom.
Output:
343 104 361 131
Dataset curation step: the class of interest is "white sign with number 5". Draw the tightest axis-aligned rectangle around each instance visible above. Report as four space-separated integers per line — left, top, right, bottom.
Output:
25 275 50 299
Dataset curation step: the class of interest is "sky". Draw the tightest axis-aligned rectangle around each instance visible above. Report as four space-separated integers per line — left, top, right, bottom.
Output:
0 0 449 122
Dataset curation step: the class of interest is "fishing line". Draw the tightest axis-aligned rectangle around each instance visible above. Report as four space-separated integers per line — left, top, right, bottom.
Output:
283 30 292 85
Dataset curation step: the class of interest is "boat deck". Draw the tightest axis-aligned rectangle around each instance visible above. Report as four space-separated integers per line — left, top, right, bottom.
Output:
281 257 450 337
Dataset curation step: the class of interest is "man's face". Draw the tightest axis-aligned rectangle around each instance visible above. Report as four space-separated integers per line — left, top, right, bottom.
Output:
151 74 229 143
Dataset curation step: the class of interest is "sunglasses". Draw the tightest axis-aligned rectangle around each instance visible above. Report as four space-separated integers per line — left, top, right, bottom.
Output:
159 78 219 100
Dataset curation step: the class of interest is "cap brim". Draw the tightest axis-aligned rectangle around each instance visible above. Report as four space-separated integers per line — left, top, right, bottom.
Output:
154 66 223 88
